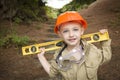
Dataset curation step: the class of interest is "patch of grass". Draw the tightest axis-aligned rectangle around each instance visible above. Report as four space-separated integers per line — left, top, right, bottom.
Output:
13 17 23 24
0 22 30 47
11 34 30 46
0 38 7 47
0 34 30 47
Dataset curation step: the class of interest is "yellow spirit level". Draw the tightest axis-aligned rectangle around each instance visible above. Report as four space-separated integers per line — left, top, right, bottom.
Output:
22 31 109 56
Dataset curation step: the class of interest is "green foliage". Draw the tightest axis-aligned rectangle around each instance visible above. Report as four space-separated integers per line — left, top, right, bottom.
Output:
0 0 47 23
59 0 96 13
0 38 7 47
45 6 59 18
0 22 30 47
0 34 30 47
22 0 46 21
11 34 30 46
0 0 96 21
44 0 96 18
13 17 23 24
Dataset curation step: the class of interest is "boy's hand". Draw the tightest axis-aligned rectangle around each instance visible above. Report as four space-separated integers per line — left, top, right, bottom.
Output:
37 48 45 57
99 29 108 34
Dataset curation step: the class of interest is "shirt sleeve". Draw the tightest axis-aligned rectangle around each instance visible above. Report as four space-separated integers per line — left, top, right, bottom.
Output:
85 39 112 67
100 39 112 65
49 50 60 78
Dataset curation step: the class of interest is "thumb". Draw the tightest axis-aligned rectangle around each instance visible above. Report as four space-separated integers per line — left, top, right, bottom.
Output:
38 48 45 56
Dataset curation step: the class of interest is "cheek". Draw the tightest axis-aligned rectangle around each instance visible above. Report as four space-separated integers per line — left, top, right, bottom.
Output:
62 34 68 39
75 31 83 36
79 29 84 35
59 32 67 39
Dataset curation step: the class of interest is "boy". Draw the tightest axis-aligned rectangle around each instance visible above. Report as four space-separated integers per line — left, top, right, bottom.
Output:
37 11 112 80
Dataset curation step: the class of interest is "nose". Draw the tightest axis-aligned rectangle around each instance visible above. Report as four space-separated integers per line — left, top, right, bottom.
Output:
69 30 74 37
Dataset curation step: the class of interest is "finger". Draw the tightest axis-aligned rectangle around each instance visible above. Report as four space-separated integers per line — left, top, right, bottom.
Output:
100 29 108 34
37 48 45 56
40 48 45 53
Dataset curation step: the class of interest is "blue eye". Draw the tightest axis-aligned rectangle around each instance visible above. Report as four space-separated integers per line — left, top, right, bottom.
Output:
63 30 68 33
73 28 79 31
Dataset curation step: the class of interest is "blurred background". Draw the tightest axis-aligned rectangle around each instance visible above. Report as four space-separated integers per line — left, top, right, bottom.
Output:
0 0 120 80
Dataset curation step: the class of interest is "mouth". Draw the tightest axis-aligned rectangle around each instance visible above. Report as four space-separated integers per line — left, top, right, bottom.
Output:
68 38 76 42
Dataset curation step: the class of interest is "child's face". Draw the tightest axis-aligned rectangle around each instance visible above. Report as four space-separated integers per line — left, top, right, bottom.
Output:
58 22 84 47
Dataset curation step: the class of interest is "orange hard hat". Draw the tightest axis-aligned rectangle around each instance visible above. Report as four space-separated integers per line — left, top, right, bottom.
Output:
54 11 87 34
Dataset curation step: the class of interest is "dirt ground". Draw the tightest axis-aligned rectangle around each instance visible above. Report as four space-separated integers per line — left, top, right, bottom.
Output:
0 0 120 80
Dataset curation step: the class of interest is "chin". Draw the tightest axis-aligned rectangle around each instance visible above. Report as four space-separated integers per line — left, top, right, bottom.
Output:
67 42 78 46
